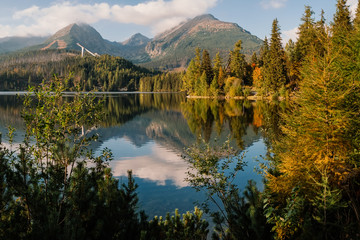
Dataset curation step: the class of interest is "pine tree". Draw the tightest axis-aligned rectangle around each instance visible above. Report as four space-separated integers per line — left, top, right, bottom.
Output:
213 52 223 81
250 52 258 66
201 49 214 86
259 37 269 67
294 6 316 62
257 37 270 95
332 0 353 46
217 66 226 90
194 47 202 76
263 19 287 94
354 0 360 30
229 40 247 85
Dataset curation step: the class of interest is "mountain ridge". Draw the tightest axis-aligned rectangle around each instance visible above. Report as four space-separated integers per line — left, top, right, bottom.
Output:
143 14 263 69
1 14 263 69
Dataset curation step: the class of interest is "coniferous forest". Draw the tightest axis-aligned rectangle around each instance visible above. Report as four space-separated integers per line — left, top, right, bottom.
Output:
1 0 360 239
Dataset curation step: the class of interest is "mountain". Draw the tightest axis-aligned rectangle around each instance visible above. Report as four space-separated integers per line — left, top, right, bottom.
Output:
119 33 151 63
38 23 124 56
0 36 48 54
36 24 151 63
142 14 263 69
1 14 263 69
122 33 151 46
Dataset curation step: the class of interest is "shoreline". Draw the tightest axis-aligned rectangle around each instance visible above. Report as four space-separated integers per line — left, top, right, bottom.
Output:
186 95 286 101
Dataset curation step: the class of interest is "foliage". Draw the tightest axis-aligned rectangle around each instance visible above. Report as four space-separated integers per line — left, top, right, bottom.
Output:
265 5 360 238
142 207 209 240
0 77 146 239
181 98 255 147
184 139 273 239
139 71 183 92
261 19 288 94
228 40 247 85
182 41 254 97
0 76 213 239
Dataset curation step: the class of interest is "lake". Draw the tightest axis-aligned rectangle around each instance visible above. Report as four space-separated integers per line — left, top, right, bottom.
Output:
0 92 269 218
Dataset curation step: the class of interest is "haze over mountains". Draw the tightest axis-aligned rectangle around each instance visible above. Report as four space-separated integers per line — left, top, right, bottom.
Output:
0 14 263 69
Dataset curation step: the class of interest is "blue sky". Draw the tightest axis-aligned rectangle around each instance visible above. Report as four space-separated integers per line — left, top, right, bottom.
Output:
0 0 358 43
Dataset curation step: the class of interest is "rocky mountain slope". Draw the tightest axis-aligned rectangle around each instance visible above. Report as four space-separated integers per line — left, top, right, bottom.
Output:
1 14 263 69
142 14 263 69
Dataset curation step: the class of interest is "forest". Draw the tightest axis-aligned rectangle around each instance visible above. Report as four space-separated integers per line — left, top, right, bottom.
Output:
0 0 360 239
0 50 157 91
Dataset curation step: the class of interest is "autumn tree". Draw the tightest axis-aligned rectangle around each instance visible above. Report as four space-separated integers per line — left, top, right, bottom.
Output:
266 23 360 239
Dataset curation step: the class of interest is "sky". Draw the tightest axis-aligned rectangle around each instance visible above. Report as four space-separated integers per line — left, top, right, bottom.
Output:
0 0 358 43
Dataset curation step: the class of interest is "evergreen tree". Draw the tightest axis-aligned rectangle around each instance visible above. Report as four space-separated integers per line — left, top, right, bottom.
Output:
201 49 214 86
259 37 269 67
217 66 226 90
294 6 316 62
213 52 223 81
255 37 270 95
194 47 202 76
229 40 247 85
250 52 258 66
332 0 353 46
182 59 197 94
263 19 287 94
354 0 360 30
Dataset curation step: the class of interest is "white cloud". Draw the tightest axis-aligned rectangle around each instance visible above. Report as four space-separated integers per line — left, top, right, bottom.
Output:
260 0 287 9
282 27 298 44
0 0 218 38
348 0 358 17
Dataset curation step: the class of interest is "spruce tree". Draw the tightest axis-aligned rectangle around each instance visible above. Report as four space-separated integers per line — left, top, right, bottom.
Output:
229 40 247 85
259 37 269 67
251 52 258 66
354 0 360 30
332 0 353 46
263 19 287 94
294 6 316 62
257 37 270 94
201 49 214 86
213 52 223 80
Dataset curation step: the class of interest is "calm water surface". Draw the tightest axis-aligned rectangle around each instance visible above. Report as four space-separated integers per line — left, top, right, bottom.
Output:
0 93 269 218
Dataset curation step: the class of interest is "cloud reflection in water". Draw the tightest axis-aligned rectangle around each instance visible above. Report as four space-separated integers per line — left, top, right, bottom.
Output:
99 137 189 188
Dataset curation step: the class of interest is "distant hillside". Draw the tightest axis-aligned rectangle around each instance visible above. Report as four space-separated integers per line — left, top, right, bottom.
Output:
0 50 154 91
0 14 263 70
142 14 263 69
118 33 151 63
0 36 48 54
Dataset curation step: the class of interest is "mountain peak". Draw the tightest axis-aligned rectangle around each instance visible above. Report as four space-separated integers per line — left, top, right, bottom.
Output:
192 14 218 22
145 14 262 68
48 23 77 41
122 33 150 46
41 22 107 53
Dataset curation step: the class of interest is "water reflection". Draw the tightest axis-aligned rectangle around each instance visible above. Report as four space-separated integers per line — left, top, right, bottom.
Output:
181 98 259 149
106 139 188 187
0 93 274 217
